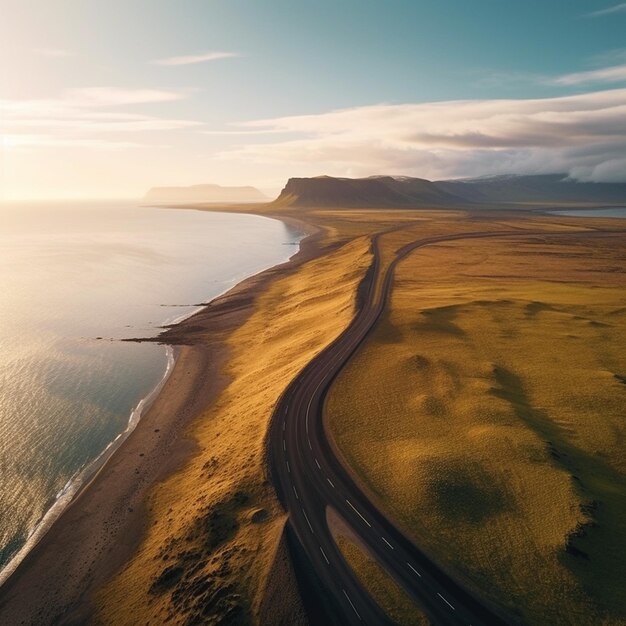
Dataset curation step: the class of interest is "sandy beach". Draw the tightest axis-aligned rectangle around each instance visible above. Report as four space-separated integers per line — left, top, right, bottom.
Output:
0 212 322 625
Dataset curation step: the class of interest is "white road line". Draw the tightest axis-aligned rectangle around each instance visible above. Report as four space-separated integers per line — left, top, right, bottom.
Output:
282 421 285 431
437 593 455 610
282 440 286 451
308 437 312 450
302 509 314 533
320 546 330 564
315 458 321 469
327 478 335 488
286 461 290 473
346 499 372 528
342 589 362 621
305 376 326 437
382 537 394 550
407 562 422 577
285 404 289 412
293 485 299 500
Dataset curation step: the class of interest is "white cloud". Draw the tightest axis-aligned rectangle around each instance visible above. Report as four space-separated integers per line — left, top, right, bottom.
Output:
1 134 142 150
0 87 201 151
35 48 73 58
63 87 186 105
551 63 626 86
152 51 238 66
218 89 626 182
586 3 626 17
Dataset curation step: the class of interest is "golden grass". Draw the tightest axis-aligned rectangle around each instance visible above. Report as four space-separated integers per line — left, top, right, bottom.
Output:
327 507 431 626
95 204 625 625
326 230 626 625
97 235 372 625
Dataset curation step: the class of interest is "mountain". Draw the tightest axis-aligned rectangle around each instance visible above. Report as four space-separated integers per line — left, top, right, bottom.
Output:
144 184 267 205
434 174 626 205
273 175 464 208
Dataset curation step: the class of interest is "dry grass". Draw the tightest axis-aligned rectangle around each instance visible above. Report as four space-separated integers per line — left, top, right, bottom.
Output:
327 507 431 626
95 204 625 626
326 229 626 625
97 235 372 625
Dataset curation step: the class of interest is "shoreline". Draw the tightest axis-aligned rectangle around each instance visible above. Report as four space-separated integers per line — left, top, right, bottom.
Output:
0 209 323 624
0 346 176 589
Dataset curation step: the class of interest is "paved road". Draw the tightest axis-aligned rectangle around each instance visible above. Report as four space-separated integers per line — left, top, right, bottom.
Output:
269 227 623 625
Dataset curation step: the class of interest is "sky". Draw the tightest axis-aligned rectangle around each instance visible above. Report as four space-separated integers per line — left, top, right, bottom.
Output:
1 0 625 201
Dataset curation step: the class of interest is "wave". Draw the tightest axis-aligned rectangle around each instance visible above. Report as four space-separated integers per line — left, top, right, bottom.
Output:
0 215 305 589
0 345 175 588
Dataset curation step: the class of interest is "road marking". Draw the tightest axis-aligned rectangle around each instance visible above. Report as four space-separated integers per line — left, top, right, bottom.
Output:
315 458 321 469
342 589 362 621
282 421 285 431
293 485 299 500
304 376 326 438
382 537 394 550
302 509 314 533
286 461 290 473
327 478 335 488
437 593 455 610
407 562 422 577
308 437 312 450
320 546 329 564
345 499 372 528
282 440 286 451
285 404 289 412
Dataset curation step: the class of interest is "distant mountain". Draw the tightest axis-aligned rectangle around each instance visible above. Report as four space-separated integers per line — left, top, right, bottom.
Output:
144 184 267 205
434 174 626 205
273 175 464 208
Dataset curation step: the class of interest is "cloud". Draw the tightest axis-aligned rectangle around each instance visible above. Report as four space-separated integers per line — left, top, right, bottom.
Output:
585 3 626 17
550 63 626 86
201 128 293 136
0 87 201 152
63 87 186 105
1 134 143 150
35 48 74 58
218 89 626 182
152 51 238 66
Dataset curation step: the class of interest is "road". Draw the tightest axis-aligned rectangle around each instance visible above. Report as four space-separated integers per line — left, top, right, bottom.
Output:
269 227 622 625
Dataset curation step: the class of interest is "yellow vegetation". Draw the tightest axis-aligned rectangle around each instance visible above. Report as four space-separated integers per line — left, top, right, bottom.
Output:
328 507 430 626
97 234 372 625
96 204 626 626
326 229 626 625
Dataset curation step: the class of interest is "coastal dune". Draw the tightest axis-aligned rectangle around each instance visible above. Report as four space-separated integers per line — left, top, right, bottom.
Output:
97 225 372 624
0 212 372 625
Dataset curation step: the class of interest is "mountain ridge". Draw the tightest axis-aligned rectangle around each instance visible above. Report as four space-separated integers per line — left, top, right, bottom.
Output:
272 175 464 208
272 174 626 209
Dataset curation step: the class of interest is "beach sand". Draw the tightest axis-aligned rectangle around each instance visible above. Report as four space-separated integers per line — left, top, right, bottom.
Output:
0 213 325 625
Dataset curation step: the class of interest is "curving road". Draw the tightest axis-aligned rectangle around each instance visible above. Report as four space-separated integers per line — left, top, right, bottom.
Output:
269 227 622 625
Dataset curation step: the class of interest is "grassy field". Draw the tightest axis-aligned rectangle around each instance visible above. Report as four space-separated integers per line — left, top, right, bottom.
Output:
326 226 626 625
97 230 372 625
327 507 431 625
95 203 626 625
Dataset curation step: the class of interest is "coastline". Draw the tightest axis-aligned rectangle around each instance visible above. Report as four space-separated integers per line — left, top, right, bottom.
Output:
0 346 176 589
0 210 323 624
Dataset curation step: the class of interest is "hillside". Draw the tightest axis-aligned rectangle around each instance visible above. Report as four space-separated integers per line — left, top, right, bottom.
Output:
144 184 267 205
435 174 626 205
272 175 465 208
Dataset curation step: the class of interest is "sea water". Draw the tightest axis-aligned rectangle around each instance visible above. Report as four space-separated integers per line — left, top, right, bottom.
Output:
0 201 302 577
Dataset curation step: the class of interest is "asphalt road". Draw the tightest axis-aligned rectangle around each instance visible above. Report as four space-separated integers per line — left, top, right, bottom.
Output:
269 227 623 625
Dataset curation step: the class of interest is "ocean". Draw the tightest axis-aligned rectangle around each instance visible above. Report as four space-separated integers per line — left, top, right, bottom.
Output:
0 201 302 580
